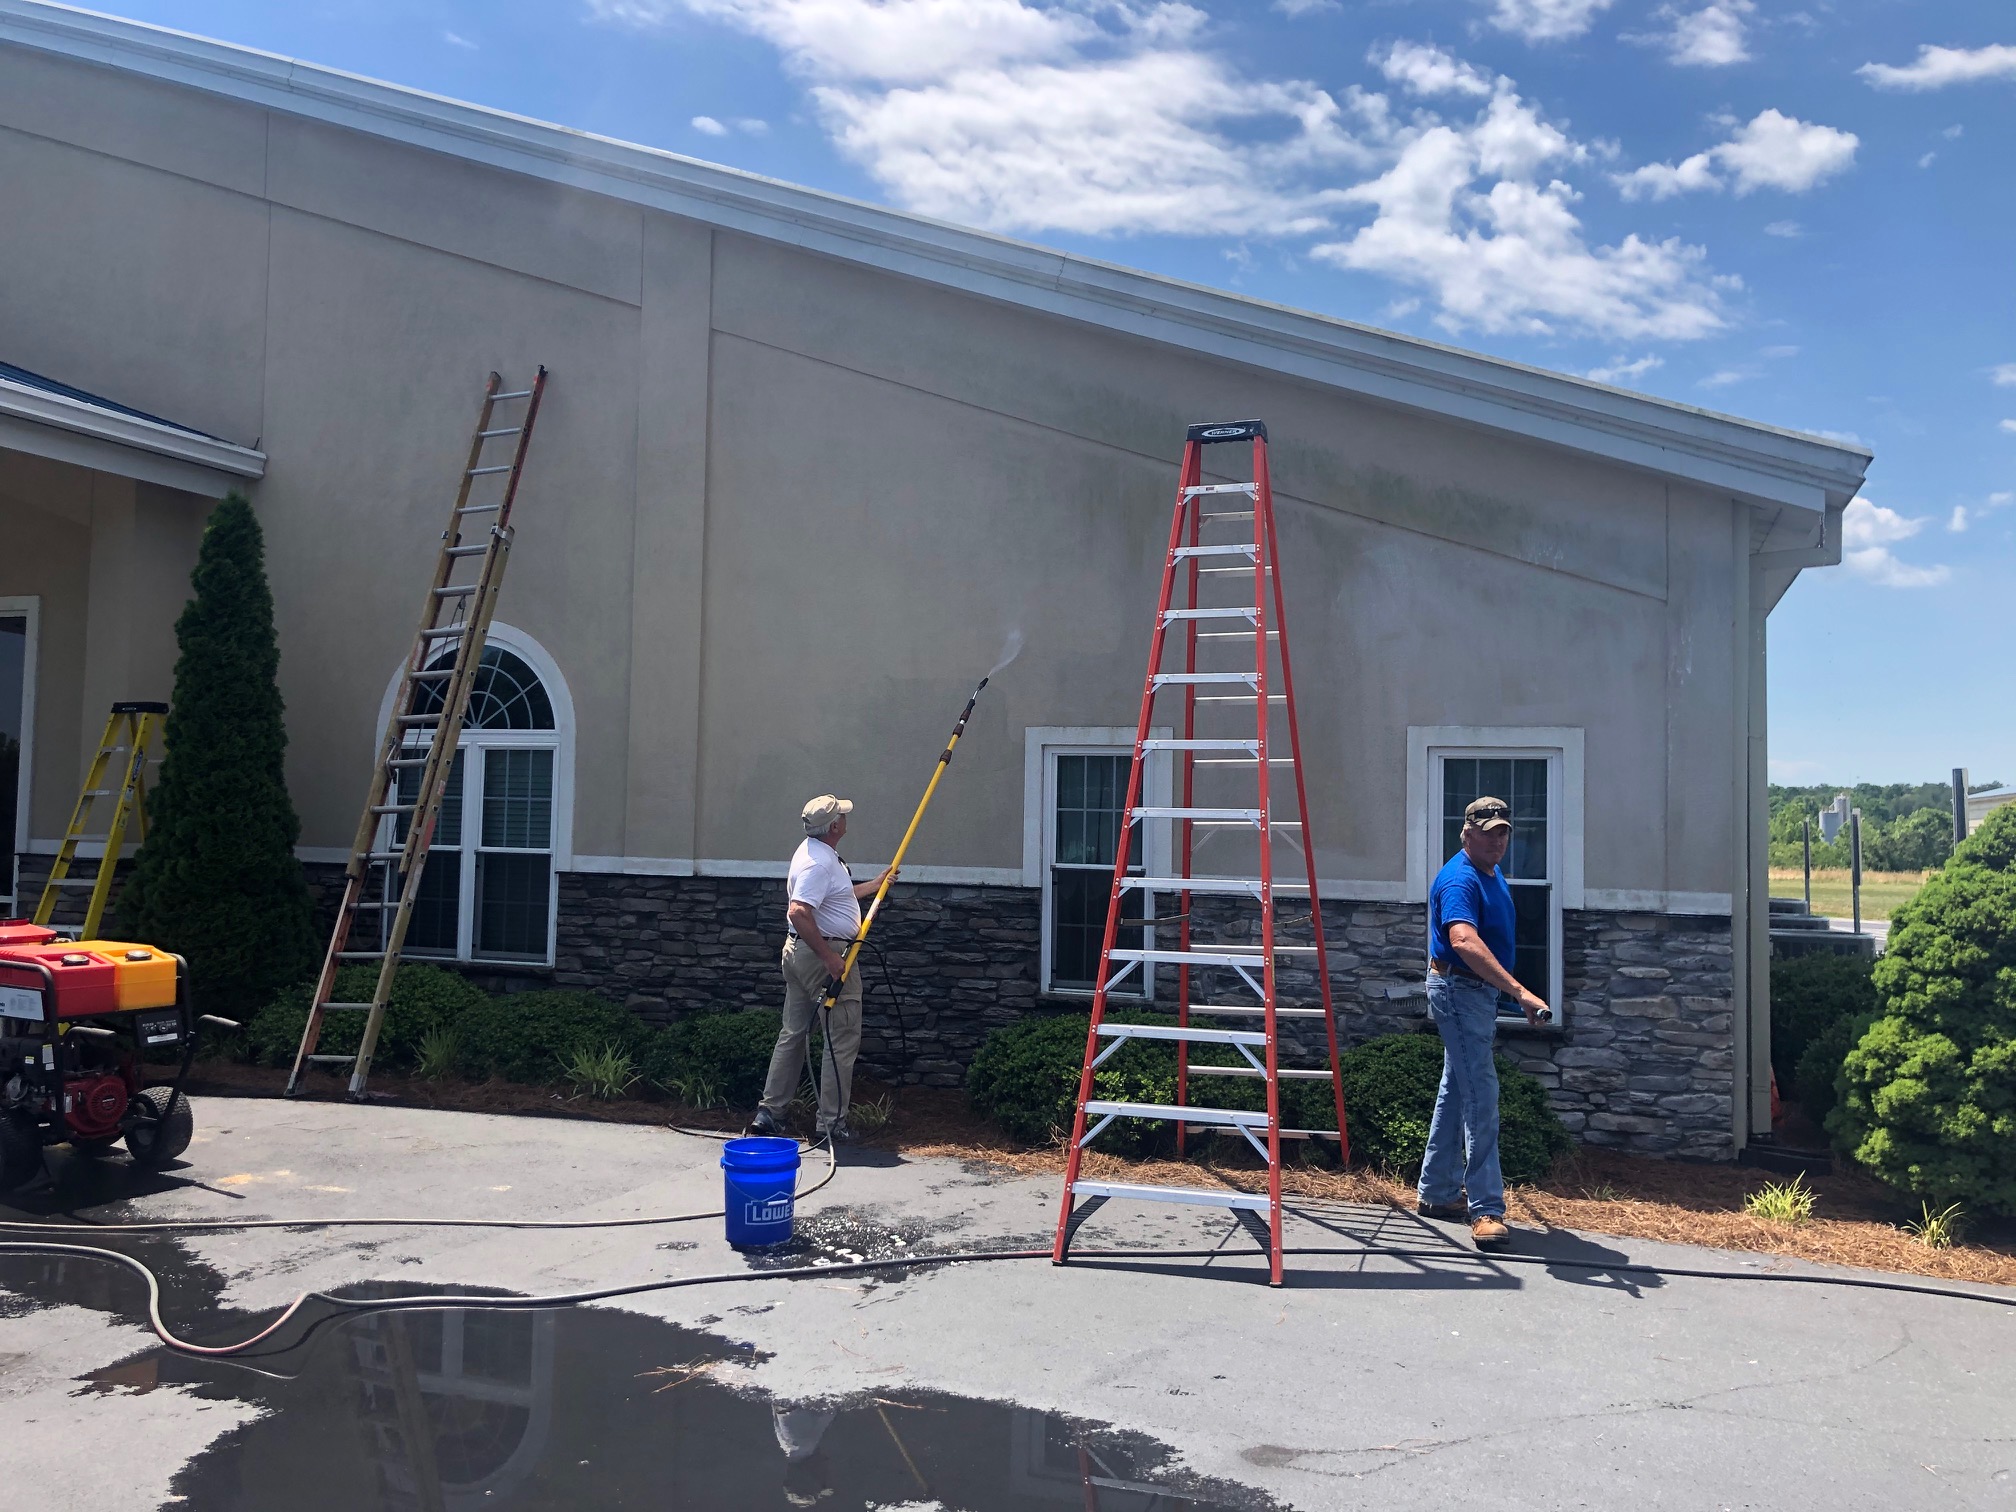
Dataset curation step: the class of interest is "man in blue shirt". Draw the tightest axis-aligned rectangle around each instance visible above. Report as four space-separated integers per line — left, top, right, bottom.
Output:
1421 796 1551 1250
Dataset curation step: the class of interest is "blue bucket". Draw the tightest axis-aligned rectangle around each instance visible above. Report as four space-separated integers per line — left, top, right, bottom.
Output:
721 1136 801 1249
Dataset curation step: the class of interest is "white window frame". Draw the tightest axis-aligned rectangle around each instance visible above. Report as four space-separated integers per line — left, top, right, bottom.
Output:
1406 727 1584 1023
375 622 573 966
0 597 38 909
1023 727 1171 998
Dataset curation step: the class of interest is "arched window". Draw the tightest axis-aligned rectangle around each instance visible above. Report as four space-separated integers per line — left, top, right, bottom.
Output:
379 632 571 965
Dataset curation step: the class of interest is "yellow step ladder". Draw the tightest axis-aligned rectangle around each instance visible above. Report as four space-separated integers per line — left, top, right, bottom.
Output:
34 701 167 938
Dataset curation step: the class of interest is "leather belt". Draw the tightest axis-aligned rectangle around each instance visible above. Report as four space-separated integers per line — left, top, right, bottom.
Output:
1429 958 1485 983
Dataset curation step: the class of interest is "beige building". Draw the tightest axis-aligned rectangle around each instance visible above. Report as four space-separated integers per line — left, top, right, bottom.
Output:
0 3 1869 1157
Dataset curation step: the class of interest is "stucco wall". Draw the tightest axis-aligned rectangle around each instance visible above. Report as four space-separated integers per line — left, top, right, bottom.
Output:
0 42 1745 911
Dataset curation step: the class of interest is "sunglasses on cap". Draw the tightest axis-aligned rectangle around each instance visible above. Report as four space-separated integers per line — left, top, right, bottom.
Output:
1469 803 1509 821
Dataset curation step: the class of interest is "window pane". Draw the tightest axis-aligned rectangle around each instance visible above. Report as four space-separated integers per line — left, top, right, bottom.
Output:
1441 757 1476 862
1507 758 1549 880
482 749 552 850
1502 883 1551 1014
477 852 550 959
0 615 24 904
414 646 554 730
1476 758 1513 807
1054 753 1131 869
1049 868 1144 991
395 749 463 848
402 850 461 955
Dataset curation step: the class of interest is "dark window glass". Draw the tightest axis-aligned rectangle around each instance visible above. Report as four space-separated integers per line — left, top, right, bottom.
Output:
482 750 552 849
477 852 550 959
1049 754 1144 992
413 647 554 730
403 851 461 954
1510 884 1552 1006
0 616 24 904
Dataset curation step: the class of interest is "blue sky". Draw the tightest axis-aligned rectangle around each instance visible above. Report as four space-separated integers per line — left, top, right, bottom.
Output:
90 0 2014 785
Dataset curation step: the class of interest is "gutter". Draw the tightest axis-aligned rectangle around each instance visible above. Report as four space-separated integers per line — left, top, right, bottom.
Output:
0 375 266 486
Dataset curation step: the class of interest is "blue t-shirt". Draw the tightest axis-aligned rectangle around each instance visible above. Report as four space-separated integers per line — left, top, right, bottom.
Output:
1428 851 1516 975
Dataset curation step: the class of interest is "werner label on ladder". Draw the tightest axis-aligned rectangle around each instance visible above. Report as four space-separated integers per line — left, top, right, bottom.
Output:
1051 420 1350 1287
287 369 549 1100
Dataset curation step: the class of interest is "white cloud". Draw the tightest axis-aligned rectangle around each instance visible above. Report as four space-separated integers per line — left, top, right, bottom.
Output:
1480 0 1613 44
1942 124 1965 139
1273 0 1337 14
735 116 772 133
1762 343 1798 358
1763 219 1801 237
1374 41 1496 98
2002 419 2016 435
1949 505 1969 532
1992 364 2016 386
442 29 478 49
1700 368 1749 387
1636 1 1754 67
1918 150 1936 168
1615 108 1856 199
1859 43 2016 91
1842 498 1950 587
1992 491 2015 506
604 3 1734 340
691 114 729 135
1588 353 1663 384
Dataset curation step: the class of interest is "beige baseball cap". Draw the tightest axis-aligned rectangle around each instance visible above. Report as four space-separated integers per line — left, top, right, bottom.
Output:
801 794 854 834
1463 796 1512 832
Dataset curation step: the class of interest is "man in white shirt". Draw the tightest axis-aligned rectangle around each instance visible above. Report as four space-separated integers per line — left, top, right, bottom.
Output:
751 794 889 1140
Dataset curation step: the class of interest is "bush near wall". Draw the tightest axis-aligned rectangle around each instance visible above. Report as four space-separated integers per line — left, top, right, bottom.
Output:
1830 805 2016 1215
641 1010 782 1109
1770 952 1877 1101
966 1017 1568 1181
246 963 489 1068
454 991 655 1084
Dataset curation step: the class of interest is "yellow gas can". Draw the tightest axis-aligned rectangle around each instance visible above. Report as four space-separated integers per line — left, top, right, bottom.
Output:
76 940 180 1011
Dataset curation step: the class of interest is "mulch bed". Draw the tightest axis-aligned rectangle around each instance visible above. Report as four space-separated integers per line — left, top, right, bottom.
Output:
153 1060 2016 1289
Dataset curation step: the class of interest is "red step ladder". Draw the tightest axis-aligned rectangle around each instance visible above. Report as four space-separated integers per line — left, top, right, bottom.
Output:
1051 420 1349 1286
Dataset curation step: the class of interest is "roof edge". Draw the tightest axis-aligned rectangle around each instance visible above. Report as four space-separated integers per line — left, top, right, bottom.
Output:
0 0 1871 513
0 375 267 482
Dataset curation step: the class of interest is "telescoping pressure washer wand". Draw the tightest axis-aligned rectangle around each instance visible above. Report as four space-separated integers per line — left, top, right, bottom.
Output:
821 676 992 1020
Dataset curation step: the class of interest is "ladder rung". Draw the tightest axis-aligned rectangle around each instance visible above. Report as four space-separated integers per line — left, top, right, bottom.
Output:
1181 483 1259 497
1117 876 1310 894
397 714 442 725
387 757 431 768
1173 545 1256 559
1151 673 1257 687
1186 1065 1336 1080
1199 566 1270 574
336 952 387 960
1198 695 1287 702
1133 807 1259 821
349 900 393 911
307 1054 358 1064
445 545 489 558
419 627 468 639
1108 946 1316 966
1195 758 1295 764
492 389 534 400
1097 1023 1265 1047
466 465 515 476
1083 1100 1268 1127
1197 631 1279 639
370 804 417 815
51 878 99 888
457 504 501 515
433 585 477 597
317 1003 377 1012
408 669 454 682
1160 608 1256 622
1070 1180 1269 1212
364 851 408 862
1141 738 1257 751
1184 1003 1329 1018
79 789 114 798
1202 511 1255 520
478 427 523 437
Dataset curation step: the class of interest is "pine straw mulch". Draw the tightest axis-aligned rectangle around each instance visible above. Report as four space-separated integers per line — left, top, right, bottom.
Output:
157 1063 2016 1289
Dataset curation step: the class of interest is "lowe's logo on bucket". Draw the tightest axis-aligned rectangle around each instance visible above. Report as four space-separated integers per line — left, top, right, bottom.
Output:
745 1193 793 1226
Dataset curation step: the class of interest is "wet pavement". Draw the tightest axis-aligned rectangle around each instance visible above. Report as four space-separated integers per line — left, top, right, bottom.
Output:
5 1098 2015 1512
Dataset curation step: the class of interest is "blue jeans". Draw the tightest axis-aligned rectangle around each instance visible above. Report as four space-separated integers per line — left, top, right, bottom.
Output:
1418 971 1504 1219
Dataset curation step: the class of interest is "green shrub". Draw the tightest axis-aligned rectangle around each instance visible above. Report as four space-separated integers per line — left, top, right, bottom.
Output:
1770 951 1877 1098
246 963 488 1068
1793 1009 1875 1124
454 991 649 1084
1829 805 2016 1215
963 1016 1566 1180
1336 1030 1569 1184
642 1010 782 1109
560 1041 640 1100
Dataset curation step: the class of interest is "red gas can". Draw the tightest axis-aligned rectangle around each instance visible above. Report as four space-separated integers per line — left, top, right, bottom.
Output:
0 920 59 949
0 945 121 1019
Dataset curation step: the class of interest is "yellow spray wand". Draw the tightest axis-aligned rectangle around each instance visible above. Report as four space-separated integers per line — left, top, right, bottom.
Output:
821 676 992 1016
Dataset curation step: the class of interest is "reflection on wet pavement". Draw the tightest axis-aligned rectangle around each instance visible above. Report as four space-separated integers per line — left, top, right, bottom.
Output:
2 1247 1285 1511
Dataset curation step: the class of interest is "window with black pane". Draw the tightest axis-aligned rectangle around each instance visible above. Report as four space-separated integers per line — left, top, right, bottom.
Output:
1046 752 1148 993
378 644 559 964
0 611 27 907
1438 754 1556 1017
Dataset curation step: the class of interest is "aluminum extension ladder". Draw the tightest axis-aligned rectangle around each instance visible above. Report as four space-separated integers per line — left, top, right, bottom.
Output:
32 701 167 938
288 369 549 1099
1052 420 1349 1287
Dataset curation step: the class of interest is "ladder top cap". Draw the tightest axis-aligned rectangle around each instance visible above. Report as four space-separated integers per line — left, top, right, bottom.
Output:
110 701 170 714
1186 419 1268 444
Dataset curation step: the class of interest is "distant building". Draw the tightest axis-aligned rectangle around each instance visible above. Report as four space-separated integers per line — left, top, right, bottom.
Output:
1966 786 2016 836
1817 793 1852 845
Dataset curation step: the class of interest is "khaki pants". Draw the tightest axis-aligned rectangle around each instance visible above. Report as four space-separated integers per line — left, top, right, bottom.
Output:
759 935 863 1130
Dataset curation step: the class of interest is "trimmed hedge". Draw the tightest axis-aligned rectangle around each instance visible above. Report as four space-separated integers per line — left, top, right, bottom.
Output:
1794 1009 1875 1125
454 991 652 1085
966 1016 1568 1180
1770 951 1877 1100
1830 804 2016 1214
642 1010 781 1109
246 963 489 1068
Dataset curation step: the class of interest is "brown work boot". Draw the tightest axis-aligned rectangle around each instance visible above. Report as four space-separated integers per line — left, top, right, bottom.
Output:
1470 1215 1511 1251
1416 1198 1469 1222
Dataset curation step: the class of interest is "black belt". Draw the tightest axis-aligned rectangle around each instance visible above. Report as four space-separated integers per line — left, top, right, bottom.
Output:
1430 958 1486 983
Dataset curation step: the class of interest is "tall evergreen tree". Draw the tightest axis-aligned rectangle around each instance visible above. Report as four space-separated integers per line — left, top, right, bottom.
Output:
121 494 316 1017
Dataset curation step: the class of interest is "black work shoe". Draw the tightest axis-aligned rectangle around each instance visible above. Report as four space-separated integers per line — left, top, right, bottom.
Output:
820 1120 855 1146
1416 1199 1469 1222
747 1109 782 1137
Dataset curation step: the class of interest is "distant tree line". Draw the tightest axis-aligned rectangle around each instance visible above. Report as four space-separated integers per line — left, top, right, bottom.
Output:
1767 780 2005 872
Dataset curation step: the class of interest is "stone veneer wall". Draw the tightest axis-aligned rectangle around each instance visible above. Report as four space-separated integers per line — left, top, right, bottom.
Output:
286 865 1737 1159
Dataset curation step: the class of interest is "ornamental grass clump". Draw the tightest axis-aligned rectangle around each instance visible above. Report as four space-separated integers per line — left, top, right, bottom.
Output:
1828 803 2016 1216
1743 1174 1817 1224
560 1041 640 1100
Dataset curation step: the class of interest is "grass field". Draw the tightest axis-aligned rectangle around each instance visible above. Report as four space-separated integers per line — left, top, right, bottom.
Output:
1769 868 1929 922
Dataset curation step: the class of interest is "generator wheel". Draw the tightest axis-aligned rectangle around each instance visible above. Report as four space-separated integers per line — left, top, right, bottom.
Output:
0 1113 42 1190
125 1087 194 1169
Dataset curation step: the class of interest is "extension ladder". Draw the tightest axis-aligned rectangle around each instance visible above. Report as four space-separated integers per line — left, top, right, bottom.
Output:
1051 420 1348 1287
288 369 549 1099
32 702 166 938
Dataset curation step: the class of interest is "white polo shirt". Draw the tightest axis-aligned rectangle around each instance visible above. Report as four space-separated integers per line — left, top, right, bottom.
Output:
787 836 862 940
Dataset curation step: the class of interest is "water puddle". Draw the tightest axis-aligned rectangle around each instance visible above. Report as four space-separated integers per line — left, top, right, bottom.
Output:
1 1244 1285 1511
